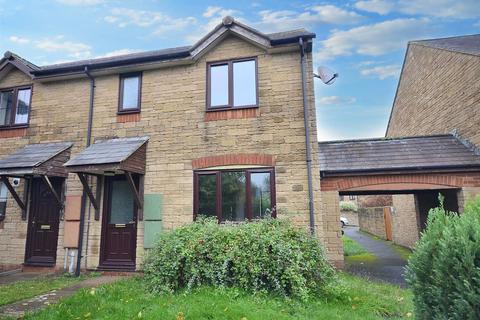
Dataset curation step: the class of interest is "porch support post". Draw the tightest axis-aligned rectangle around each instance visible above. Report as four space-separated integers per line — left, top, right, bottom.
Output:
94 175 103 220
77 173 99 211
22 177 31 220
40 175 63 207
0 175 26 211
124 171 143 210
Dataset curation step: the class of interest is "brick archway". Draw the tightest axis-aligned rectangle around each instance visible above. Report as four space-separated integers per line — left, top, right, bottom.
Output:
192 153 275 169
321 172 480 193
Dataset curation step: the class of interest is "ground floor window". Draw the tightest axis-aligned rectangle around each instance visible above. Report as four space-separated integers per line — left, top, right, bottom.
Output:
0 182 7 221
194 168 276 221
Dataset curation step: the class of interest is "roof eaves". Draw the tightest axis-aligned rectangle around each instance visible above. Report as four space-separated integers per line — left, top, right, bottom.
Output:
320 164 480 176
29 17 315 78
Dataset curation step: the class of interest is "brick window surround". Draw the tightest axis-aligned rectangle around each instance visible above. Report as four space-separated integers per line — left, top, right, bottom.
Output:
205 108 258 121
192 154 275 170
117 113 141 123
0 127 27 138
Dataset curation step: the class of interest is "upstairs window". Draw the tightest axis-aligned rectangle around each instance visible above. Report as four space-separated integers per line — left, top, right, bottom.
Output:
0 182 7 221
194 168 275 222
0 86 32 128
119 73 142 113
207 58 258 110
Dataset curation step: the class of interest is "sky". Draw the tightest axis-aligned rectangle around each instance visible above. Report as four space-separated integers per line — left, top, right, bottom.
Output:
0 0 478 141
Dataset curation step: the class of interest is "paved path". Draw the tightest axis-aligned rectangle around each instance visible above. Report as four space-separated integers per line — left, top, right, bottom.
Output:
344 226 408 287
0 275 123 319
0 271 49 285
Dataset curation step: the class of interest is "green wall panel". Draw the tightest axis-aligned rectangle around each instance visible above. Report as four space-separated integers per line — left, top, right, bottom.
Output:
144 221 162 249
144 194 163 221
143 194 163 248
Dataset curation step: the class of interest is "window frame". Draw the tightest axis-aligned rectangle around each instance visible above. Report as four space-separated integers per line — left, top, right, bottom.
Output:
0 85 32 129
206 57 259 111
193 167 276 222
118 72 142 114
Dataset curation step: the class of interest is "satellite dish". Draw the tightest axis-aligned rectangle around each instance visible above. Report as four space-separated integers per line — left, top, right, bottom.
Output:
315 66 338 85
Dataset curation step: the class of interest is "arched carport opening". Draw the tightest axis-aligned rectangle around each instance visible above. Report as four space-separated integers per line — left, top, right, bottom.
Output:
319 134 480 268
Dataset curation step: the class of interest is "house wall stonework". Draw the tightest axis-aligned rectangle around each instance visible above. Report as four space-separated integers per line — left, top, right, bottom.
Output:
0 35 342 270
387 44 480 145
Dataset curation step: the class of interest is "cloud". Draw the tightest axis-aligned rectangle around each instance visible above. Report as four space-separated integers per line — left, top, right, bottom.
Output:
104 8 196 36
355 0 394 15
35 36 92 59
318 96 357 106
95 48 142 58
185 6 239 43
360 64 401 79
398 0 480 19
56 0 104 5
9 36 30 44
315 18 432 62
203 6 236 18
255 5 364 32
355 0 480 19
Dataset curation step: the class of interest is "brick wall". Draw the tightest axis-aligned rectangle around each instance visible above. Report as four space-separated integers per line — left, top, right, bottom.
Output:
357 195 392 207
358 207 386 239
387 44 480 146
0 34 342 270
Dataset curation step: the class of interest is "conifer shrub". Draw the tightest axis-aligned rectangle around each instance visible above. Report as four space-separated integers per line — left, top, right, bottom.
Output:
406 196 480 319
143 218 334 300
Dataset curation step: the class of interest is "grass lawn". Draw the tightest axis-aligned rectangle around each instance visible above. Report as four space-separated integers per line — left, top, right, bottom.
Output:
0 274 92 306
343 235 377 263
24 274 413 320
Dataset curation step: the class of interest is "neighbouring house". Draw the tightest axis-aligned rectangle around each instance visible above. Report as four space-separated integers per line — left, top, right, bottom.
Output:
0 17 344 273
318 34 480 250
385 34 480 248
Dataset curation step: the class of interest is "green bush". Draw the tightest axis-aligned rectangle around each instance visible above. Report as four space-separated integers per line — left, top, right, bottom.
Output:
406 196 480 319
340 201 358 212
143 218 335 300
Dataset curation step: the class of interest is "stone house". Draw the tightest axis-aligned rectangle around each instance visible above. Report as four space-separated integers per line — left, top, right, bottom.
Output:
318 34 480 250
0 17 343 273
385 35 480 248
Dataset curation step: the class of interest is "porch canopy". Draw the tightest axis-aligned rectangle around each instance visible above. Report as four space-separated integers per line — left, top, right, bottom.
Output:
0 142 73 214
64 136 149 213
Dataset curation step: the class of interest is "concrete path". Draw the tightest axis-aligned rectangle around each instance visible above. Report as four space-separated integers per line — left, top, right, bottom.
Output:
0 275 123 319
344 226 408 287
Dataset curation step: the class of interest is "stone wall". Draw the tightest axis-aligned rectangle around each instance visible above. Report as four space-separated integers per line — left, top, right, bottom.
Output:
358 207 386 239
387 44 480 146
0 34 342 270
391 194 419 249
340 210 358 226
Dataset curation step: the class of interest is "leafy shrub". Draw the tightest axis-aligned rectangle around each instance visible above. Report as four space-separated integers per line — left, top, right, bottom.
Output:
143 218 334 300
406 196 480 319
340 201 358 212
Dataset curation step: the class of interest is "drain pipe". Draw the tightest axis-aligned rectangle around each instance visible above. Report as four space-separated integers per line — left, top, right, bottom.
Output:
299 38 316 235
75 66 95 276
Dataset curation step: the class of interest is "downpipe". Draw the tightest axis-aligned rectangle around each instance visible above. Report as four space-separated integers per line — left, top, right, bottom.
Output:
299 38 316 235
75 66 95 276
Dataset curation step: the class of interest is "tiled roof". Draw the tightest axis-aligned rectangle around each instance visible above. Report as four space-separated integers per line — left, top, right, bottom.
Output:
64 137 149 167
411 34 480 56
318 134 480 175
0 142 72 170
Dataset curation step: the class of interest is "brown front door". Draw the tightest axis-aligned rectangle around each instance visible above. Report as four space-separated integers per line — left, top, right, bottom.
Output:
25 178 63 266
99 175 138 270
